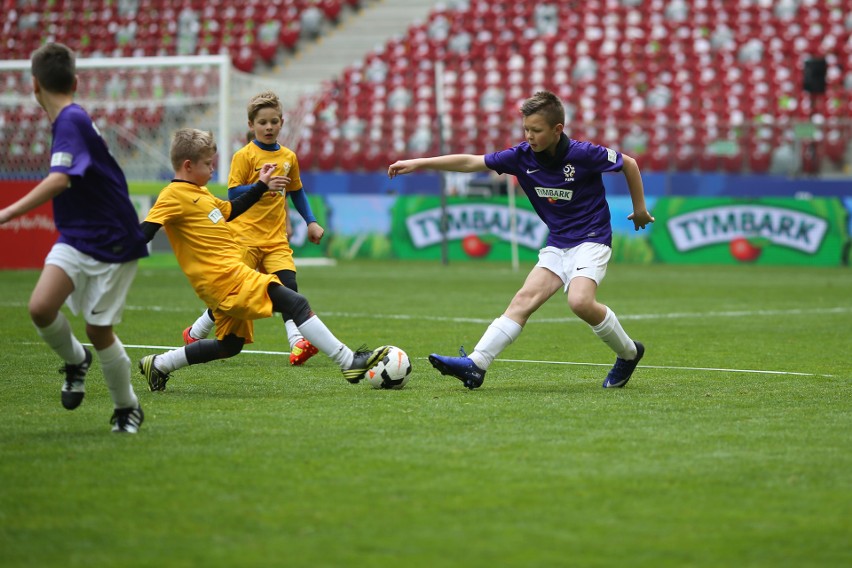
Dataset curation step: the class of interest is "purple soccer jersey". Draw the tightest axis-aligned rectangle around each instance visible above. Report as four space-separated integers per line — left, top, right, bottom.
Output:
485 135 623 248
48 104 148 263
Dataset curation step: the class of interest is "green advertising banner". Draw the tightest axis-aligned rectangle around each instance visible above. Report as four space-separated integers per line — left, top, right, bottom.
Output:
649 197 848 265
390 196 549 261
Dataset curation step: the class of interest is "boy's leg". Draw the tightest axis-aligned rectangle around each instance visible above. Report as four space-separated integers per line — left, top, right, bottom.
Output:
184 308 215 344
81 257 147 429
429 264 561 389
274 269 318 366
140 333 245 392
563 243 643 387
30 264 86 359
588 303 638 360
30 263 91 409
93 332 139 410
268 284 388 383
590 304 643 388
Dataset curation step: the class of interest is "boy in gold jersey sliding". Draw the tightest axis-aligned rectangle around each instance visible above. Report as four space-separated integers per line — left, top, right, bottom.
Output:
181 91 325 366
138 128 389 391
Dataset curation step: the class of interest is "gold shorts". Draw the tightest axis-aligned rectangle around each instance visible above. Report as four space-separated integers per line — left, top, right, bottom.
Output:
213 265 281 344
242 242 295 274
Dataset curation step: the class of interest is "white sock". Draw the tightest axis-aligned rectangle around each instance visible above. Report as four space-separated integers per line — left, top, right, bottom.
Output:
470 315 523 369
297 315 353 368
97 336 138 409
34 312 86 364
154 347 190 373
189 309 215 340
591 306 637 360
284 319 303 350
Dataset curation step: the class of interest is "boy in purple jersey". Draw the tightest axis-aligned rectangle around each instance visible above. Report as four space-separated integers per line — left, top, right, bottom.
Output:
388 90 654 390
0 43 148 432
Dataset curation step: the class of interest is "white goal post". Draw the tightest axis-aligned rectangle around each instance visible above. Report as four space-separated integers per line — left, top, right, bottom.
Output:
0 54 320 184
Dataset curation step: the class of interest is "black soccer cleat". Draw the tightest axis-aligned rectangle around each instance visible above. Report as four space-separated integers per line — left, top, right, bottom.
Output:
60 347 92 410
139 355 170 392
110 405 144 434
343 345 392 384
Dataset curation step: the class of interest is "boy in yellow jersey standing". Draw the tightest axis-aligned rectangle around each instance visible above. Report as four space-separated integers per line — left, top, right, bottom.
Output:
181 91 324 366
138 128 389 391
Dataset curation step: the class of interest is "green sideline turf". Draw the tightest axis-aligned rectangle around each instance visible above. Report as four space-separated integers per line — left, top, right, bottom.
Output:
0 261 849 567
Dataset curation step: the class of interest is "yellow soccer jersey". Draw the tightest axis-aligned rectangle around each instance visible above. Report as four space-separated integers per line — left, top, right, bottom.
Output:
144 180 246 308
227 142 302 247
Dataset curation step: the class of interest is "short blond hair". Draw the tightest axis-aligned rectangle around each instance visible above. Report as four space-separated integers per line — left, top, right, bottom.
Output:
170 128 216 170
247 90 282 123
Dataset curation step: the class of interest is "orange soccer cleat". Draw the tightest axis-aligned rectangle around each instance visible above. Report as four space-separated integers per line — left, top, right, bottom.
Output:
182 327 199 345
289 338 319 366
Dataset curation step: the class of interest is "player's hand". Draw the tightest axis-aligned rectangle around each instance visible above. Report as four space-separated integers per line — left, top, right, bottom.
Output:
307 222 325 244
0 207 12 225
628 209 655 231
388 160 419 179
268 175 290 193
257 163 277 185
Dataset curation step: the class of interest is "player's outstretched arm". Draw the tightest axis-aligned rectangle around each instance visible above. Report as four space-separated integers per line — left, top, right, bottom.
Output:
388 155 488 178
622 154 655 231
0 173 68 225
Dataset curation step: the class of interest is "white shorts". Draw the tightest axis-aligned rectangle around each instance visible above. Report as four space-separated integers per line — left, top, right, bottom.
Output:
44 243 138 326
536 242 612 292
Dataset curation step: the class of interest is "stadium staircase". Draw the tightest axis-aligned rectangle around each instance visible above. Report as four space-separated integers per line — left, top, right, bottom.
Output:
260 0 446 109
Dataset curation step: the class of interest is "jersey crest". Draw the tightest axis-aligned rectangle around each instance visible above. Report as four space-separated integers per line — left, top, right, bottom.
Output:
208 208 224 224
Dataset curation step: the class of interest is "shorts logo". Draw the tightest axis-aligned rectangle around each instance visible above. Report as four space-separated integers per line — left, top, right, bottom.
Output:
208 208 224 224
562 163 575 182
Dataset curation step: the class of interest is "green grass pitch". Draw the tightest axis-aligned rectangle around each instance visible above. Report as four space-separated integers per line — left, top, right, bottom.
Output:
1 259 850 567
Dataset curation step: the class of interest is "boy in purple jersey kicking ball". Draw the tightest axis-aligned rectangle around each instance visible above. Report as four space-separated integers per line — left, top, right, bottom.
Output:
0 43 148 432
388 90 654 390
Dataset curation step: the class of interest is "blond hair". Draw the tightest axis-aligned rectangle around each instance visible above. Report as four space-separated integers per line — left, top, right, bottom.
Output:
170 128 217 171
247 90 282 123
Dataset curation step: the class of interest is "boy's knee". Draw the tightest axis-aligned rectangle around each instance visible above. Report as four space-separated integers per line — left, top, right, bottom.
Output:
218 334 245 358
27 300 56 328
269 285 312 324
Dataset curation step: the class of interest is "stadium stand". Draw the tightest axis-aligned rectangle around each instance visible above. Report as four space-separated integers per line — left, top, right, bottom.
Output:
293 0 851 173
0 0 849 175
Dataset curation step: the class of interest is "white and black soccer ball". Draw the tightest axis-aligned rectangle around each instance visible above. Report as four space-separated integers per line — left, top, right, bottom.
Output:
366 346 412 390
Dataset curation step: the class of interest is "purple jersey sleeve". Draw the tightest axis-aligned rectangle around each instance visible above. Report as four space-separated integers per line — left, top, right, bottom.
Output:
49 104 148 263
485 139 620 248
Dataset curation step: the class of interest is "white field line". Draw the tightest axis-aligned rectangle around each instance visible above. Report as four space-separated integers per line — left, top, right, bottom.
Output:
1 302 850 324
17 341 834 378
6 303 846 379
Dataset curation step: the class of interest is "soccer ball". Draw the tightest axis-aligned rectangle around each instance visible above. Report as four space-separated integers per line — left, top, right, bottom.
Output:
365 346 412 389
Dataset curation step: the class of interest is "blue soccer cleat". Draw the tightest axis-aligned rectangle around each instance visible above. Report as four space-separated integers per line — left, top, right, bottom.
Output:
602 341 645 388
428 347 486 390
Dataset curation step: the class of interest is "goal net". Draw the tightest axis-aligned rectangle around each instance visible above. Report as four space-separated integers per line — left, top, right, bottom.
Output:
0 54 321 183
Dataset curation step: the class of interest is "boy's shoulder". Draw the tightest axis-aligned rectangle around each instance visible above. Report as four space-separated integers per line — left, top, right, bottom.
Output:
158 179 209 198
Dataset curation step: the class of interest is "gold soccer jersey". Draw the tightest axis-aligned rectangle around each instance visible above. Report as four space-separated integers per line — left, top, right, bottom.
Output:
145 180 258 308
227 142 302 247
